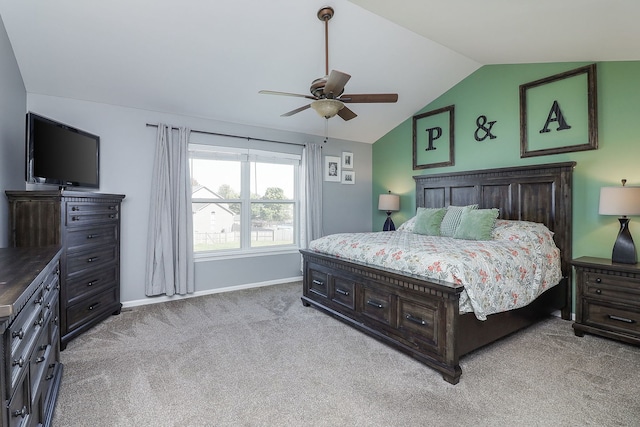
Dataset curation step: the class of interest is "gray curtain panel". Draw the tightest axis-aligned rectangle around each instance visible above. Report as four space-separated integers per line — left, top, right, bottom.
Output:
145 124 195 296
301 143 323 249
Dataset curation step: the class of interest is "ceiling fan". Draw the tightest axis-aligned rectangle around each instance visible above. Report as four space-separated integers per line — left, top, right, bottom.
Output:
259 6 398 121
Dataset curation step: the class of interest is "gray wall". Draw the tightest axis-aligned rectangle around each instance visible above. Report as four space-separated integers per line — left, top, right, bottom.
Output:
0 15 26 247
24 94 373 304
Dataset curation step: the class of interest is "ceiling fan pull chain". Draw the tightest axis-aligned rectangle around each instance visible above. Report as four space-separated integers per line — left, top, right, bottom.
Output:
324 118 329 143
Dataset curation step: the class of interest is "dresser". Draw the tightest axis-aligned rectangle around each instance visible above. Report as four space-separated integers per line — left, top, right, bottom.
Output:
6 191 125 350
0 246 63 427
572 256 640 345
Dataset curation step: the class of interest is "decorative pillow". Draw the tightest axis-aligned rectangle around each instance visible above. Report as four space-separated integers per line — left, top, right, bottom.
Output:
413 207 446 236
396 215 416 232
440 204 478 237
453 208 499 240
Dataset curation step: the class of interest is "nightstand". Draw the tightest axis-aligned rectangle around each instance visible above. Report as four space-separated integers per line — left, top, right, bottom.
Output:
572 257 640 346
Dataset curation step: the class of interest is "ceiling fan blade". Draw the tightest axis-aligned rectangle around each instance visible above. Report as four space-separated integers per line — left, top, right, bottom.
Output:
281 104 311 117
337 106 357 121
323 70 351 97
259 90 316 100
339 93 398 103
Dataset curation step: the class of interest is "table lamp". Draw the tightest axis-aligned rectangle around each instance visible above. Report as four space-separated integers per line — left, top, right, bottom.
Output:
599 179 640 264
378 191 400 231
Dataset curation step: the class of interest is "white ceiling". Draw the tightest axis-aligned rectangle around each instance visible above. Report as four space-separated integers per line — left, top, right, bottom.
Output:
1 0 639 144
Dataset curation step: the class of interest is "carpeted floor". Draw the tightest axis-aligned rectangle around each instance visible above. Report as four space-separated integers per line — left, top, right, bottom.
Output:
52 282 640 426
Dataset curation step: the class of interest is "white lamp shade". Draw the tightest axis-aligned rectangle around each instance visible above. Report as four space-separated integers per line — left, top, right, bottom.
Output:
378 193 400 211
599 186 640 216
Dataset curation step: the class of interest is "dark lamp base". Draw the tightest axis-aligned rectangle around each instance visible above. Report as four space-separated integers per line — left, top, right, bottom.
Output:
383 213 395 231
612 217 637 264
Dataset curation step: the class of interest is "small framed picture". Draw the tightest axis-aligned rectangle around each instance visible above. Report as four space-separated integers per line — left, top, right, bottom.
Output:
324 156 341 182
341 152 354 169
341 171 355 184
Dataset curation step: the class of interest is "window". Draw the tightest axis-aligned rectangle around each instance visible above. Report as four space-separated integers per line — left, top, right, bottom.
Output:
189 144 301 255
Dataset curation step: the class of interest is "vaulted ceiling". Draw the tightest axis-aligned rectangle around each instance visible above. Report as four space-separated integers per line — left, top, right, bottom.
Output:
1 0 638 144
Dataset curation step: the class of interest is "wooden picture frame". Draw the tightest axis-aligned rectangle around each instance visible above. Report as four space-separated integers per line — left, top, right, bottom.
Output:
413 105 455 169
324 156 341 182
341 170 355 184
341 152 353 169
520 64 598 158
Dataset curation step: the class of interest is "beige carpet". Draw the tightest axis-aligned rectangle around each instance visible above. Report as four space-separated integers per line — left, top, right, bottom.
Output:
53 282 640 426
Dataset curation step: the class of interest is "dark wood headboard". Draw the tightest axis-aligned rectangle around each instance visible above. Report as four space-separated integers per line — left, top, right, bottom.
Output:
414 162 575 306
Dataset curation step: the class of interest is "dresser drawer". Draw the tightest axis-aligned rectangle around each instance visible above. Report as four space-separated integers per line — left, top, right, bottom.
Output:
29 327 54 404
361 286 394 325
66 245 117 276
66 264 118 305
66 287 119 331
583 300 640 335
66 223 118 252
7 372 30 427
332 277 355 309
66 201 120 226
398 297 440 347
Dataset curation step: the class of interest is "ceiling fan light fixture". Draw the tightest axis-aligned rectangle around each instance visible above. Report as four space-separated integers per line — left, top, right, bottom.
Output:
310 99 344 119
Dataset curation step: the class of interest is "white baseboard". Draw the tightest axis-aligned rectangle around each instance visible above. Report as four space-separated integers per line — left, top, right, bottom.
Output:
122 276 303 310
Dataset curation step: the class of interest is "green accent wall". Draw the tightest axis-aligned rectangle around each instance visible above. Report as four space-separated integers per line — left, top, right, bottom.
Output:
373 61 640 264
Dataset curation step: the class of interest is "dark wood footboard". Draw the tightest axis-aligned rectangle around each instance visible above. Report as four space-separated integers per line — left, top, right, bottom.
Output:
301 249 568 384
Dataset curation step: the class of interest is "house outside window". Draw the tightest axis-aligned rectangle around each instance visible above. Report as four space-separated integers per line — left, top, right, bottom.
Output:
189 144 300 257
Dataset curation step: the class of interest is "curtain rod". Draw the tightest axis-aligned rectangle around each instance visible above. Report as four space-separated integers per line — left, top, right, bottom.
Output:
145 123 306 147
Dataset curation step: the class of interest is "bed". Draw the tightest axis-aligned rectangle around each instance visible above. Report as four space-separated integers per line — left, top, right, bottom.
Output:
300 162 575 384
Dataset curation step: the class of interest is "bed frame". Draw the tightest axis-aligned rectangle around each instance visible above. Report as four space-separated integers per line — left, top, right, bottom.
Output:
300 162 575 384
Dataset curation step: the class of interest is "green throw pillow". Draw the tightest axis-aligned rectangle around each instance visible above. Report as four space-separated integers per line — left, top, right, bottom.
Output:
453 208 500 240
413 207 446 236
440 205 478 237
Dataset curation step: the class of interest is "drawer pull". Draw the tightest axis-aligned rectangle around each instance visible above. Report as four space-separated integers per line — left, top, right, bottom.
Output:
12 328 24 340
595 289 602 295
367 300 384 309
109 205 116 210
87 256 99 263
109 214 116 219
88 279 100 286
312 279 325 287
88 302 101 311
72 206 80 211
406 313 427 325
336 288 350 296
52 315 59 325
608 314 635 324
45 363 56 380
12 406 26 418
72 215 80 221
595 277 602 283
36 356 46 364
34 317 44 327
34 296 44 305
12 357 25 368
87 233 100 239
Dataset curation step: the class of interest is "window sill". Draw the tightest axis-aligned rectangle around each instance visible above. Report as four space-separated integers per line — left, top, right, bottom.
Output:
194 246 301 262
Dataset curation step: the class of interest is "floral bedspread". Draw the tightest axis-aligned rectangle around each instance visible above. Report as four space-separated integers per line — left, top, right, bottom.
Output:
308 220 562 320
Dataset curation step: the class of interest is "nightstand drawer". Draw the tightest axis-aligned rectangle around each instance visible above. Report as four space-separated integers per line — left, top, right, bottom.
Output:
584 301 640 335
584 271 640 303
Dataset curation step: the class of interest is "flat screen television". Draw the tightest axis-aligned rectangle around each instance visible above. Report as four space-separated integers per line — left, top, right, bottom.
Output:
26 112 100 189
